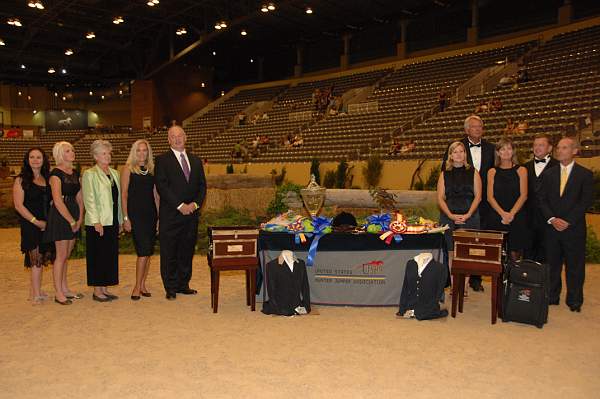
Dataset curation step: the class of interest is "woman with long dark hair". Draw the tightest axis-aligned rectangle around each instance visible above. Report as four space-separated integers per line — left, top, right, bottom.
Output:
13 147 55 305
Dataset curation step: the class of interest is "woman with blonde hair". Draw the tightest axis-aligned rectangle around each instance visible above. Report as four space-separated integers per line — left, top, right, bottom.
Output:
82 139 122 302
43 141 84 305
437 141 482 292
486 137 529 260
121 139 159 300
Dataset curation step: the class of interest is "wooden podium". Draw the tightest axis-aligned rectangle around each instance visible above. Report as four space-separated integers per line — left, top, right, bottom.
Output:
451 229 507 324
207 226 259 313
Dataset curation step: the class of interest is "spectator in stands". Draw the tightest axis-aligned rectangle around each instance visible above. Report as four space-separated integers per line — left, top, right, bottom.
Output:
121 139 159 301
260 135 270 145
490 98 502 111
400 140 416 153
232 141 242 158
517 68 529 83
292 134 304 147
262 112 269 120
437 141 482 281
515 120 529 134
388 140 402 156
82 140 122 302
237 113 246 126
312 89 321 111
504 118 516 135
43 141 84 305
438 90 448 112
475 100 488 113
250 114 260 125
13 147 54 305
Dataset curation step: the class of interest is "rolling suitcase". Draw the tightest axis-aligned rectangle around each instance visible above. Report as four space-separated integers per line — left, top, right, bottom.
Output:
502 259 549 328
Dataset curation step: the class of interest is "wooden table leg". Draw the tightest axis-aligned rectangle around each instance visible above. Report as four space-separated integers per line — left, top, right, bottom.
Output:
497 274 503 319
213 270 220 313
210 268 215 309
245 269 251 306
250 268 256 311
458 274 465 313
451 273 458 318
491 274 498 324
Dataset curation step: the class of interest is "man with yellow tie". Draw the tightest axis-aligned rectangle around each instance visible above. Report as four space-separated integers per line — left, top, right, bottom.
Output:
539 137 593 312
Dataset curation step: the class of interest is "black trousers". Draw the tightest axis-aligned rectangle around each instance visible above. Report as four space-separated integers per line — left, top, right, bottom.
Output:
524 213 548 263
545 227 586 306
159 217 198 293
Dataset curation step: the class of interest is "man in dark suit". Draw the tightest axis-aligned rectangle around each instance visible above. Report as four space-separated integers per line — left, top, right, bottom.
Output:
442 114 495 292
155 126 207 300
538 137 593 312
522 133 559 262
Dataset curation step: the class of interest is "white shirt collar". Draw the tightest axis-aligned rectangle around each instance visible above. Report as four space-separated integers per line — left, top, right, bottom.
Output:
561 160 575 174
171 148 186 158
414 253 433 276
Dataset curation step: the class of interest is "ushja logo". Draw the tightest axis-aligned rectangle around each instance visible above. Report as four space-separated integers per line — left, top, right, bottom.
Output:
355 260 384 275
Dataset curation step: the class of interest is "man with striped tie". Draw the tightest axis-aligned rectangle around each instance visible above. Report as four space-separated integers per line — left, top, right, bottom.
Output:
538 137 593 312
155 126 207 300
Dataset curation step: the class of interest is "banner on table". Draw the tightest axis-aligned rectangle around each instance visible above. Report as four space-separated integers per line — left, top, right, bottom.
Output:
260 248 442 306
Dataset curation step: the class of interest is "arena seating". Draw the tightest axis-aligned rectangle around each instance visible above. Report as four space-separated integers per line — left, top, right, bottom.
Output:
388 25 600 160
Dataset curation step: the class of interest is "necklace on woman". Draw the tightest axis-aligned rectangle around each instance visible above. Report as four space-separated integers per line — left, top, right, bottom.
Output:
139 165 148 175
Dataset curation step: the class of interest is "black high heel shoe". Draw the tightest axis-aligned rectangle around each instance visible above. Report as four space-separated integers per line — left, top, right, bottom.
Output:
131 295 141 301
140 291 152 297
54 297 72 305
92 294 111 302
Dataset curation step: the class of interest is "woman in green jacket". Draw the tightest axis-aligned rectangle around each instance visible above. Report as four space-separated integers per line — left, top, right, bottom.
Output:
82 140 123 302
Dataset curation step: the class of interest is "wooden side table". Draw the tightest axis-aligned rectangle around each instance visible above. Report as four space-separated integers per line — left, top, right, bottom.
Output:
451 229 506 324
208 226 259 313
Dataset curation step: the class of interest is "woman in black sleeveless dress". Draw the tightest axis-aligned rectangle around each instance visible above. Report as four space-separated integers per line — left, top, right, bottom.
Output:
13 148 55 304
438 141 483 261
44 142 84 305
121 139 159 300
486 137 529 260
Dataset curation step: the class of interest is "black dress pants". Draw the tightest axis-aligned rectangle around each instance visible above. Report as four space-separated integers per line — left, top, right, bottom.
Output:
545 227 586 307
159 217 199 293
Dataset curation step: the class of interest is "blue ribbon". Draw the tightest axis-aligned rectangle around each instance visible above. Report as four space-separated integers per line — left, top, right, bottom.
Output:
306 216 332 266
365 213 391 230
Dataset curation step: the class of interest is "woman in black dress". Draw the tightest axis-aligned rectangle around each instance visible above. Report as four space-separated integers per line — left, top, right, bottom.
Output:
121 139 159 300
13 148 54 305
437 141 482 292
82 140 122 302
44 142 84 305
487 137 529 260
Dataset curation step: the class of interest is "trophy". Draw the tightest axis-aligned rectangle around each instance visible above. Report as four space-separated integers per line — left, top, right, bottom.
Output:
300 174 326 218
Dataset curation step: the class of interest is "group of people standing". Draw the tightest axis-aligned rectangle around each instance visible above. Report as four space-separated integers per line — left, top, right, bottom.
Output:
438 115 593 312
14 126 206 305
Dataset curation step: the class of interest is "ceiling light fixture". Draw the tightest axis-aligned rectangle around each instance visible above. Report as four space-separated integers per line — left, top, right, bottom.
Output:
8 18 23 27
118 89 123 95
0 38 5 46
65 48 73 55
176 27 187 35
18 91 22 96
62 96 66 101
113 16 124 24
28 1 44 9
219 21 227 28
27 95 31 100
54 92 58 97
250 58 254 63
201 82 205 88
89 90 93 96
212 50 216 56
61 68 67 74
268 3 276 11
101 95 105 100
20 64 26 69
33 109 37 114
305 7 313 14
147 0 159 6
86 31 95 39
261 4 269 12
240 29 247 36
48 67 55 74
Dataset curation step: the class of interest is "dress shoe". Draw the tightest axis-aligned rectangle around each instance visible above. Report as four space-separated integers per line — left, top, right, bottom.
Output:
131 295 141 301
65 293 85 300
166 292 177 300
104 293 119 300
569 305 581 312
93 294 111 302
54 297 73 305
141 291 152 297
469 282 484 292
177 288 197 295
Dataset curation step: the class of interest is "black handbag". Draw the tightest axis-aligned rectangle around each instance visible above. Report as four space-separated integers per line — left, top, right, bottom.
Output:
502 259 549 328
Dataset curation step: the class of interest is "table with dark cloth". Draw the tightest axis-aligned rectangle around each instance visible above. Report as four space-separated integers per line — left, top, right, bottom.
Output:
258 231 444 306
